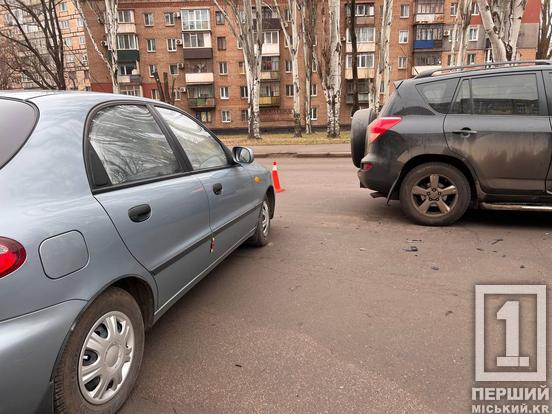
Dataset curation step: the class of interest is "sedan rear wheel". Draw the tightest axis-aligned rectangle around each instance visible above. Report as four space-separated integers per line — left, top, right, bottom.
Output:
54 287 144 414
400 163 470 226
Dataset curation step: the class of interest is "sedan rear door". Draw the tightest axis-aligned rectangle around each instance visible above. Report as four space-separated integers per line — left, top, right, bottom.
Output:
86 104 213 308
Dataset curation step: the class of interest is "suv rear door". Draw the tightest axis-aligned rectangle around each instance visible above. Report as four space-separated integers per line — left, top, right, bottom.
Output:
541 71 552 194
443 71 552 194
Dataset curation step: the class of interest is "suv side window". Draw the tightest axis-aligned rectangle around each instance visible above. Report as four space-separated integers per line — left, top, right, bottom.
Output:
88 105 181 186
470 74 539 116
416 79 458 114
451 80 471 114
157 107 229 170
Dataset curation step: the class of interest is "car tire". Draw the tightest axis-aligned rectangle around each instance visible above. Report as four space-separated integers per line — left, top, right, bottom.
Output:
248 196 271 247
399 163 470 226
53 287 145 414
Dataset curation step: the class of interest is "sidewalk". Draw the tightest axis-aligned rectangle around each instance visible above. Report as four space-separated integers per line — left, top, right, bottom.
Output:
250 144 351 158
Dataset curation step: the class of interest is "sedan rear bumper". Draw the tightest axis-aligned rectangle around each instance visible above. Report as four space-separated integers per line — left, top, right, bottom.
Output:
0 300 87 414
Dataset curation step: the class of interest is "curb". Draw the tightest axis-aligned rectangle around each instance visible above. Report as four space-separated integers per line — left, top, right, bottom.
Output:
255 152 351 159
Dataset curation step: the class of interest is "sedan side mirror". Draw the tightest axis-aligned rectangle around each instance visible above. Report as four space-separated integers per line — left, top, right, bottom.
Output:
233 146 255 164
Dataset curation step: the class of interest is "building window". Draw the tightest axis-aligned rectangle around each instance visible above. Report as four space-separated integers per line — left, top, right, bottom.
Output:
311 83 317 96
348 26 375 43
467 53 476 64
167 38 178 52
196 111 213 124
216 11 225 25
149 64 157 77
60 1 68 12
284 8 292 21
220 86 229 99
310 107 318 121
219 62 228 75
217 37 227 50
64 38 72 47
117 34 137 50
118 10 134 23
468 27 478 41
146 39 156 52
285 60 292 73
312 57 318 72
264 31 279 44
77 18 84 27
417 1 444 14
66 55 74 63
261 56 279 72
285 84 294 97
61 20 70 29
169 64 179 75
346 3 375 16
346 53 374 68
398 56 407 69
182 9 210 30
400 4 410 17
471 2 480 15
118 64 135 75
79 36 86 45
399 30 408 44
450 2 458 16
239 62 245 74
415 53 441 66
241 110 248 122
174 90 182 101
221 110 231 123
151 89 160 100
164 12 175 26
415 24 443 40
240 86 248 98
183 33 205 48
144 13 154 26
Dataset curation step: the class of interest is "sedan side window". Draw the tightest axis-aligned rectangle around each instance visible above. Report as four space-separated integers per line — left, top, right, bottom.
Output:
88 105 181 186
157 107 229 170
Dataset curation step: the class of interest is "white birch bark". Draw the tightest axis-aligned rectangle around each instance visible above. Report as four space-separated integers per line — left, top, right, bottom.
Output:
299 0 315 134
374 0 392 111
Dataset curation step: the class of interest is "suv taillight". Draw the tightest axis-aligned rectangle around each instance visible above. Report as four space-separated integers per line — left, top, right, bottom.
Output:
0 237 26 278
368 117 402 143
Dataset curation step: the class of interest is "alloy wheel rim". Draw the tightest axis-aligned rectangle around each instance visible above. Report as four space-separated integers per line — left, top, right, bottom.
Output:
261 201 270 236
411 173 458 217
78 311 135 405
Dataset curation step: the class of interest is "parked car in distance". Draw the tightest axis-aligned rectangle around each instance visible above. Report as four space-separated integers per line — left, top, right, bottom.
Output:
352 61 552 226
0 91 275 414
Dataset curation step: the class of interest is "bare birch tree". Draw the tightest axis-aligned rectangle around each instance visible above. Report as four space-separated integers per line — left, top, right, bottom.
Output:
215 0 264 139
318 0 342 138
476 0 528 62
537 0 552 59
449 0 470 65
0 38 14 89
372 0 392 111
272 0 302 137
0 0 66 89
153 71 176 105
73 0 119 93
298 0 316 134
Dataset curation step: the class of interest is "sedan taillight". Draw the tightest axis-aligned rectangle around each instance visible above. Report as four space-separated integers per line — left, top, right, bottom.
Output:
368 117 402 144
0 237 26 278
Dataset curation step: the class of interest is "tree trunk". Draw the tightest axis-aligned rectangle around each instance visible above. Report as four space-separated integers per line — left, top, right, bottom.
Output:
104 0 119 93
300 0 316 134
374 0 392 111
349 0 360 114
537 0 552 59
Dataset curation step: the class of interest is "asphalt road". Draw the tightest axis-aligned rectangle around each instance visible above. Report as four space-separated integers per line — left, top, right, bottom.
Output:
121 158 552 414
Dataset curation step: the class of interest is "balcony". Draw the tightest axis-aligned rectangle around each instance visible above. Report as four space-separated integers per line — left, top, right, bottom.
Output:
261 43 280 56
117 74 141 85
345 68 375 80
259 96 280 107
188 97 216 108
118 22 136 33
185 72 214 84
415 13 444 24
117 50 139 63
413 39 443 49
346 42 376 53
357 16 375 25
183 47 213 59
260 70 280 80
346 93 371 104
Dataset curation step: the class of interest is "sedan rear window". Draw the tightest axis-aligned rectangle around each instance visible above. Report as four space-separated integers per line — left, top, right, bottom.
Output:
0 99 37 169
416 79 459 114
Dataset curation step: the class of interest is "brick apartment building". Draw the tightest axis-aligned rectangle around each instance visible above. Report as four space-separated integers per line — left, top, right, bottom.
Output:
1 0 91 91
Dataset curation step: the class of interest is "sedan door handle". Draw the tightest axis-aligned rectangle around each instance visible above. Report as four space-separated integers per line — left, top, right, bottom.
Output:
128 204 151 223
452 128 478 135
213 183 223 195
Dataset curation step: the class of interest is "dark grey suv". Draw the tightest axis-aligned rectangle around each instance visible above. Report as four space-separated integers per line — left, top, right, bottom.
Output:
352 61 552 226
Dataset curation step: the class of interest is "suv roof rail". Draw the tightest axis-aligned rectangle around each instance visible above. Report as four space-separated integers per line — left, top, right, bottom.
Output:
414 60 552 79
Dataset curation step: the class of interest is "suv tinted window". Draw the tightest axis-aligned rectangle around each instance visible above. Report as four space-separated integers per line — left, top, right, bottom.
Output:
451 80 471 114
0 99 37 169
470 74 539 116
88 105 181 186
157 107 228 170
416 79 458 113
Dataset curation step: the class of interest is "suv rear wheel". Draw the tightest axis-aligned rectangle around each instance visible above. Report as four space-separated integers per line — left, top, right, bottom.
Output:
399 163 470 226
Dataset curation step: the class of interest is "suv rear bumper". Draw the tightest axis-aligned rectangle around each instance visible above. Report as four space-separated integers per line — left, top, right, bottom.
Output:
0 300 87 414
357 153 401 195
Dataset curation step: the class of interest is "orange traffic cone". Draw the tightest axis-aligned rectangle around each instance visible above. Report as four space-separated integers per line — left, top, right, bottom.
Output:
272 161 285 193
